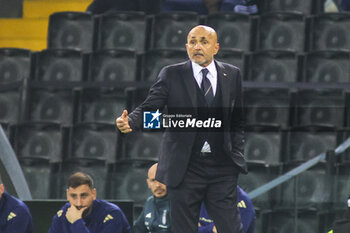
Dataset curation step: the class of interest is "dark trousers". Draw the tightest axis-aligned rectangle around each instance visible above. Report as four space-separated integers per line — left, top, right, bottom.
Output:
167 157 243 233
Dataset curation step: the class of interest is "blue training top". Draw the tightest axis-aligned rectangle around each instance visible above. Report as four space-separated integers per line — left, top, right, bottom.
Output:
199 186 256 233
48 199 131 233
0 192 34 233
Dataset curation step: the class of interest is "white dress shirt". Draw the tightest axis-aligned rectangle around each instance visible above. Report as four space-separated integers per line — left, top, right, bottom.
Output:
190 60 218 152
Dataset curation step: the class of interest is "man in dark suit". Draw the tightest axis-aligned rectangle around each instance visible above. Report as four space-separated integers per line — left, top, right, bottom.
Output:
116 25 247 233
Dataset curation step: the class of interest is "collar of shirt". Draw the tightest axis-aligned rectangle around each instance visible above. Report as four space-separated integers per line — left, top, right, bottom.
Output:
191 60 217 96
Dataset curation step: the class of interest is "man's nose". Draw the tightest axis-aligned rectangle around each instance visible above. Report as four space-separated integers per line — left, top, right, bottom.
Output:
76 198 82 206
194 43 201 49
154 181 161 187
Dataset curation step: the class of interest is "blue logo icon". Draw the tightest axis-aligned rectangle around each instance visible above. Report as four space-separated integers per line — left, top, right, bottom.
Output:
143 110 162 129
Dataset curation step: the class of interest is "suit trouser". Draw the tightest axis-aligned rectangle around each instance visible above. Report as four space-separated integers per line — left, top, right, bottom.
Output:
167 159 243 233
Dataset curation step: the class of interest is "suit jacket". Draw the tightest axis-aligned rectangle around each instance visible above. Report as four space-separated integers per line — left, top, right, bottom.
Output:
128 60 247 187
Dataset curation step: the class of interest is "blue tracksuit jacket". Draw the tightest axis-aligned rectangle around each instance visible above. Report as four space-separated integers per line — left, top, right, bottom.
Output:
48 199 131 233
0 192 34 233
199 186 255 233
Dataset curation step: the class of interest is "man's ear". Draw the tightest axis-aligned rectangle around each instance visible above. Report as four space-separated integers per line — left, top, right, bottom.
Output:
92 188 97 200
0 184 5 196
214 42 220 55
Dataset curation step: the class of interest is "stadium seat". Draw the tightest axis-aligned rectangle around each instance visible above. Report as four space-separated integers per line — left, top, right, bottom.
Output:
294 89 345 127
121 132 163 160
25 87 77 125
205 12 256 51
334 163 350 208
88 50 139 82
278 164 332 209
162 0 208 14
48 12 95 52
246 50 301 82
0 85 23 124
215 49 245 79
109 160 154 204
257 12 306 52
259 0 319 15
309 13 350 51
12 123 64 162
151 12 200 50
245 126 284 165
302 50 350 83
318 209 348 233
95 11 149 52
11 122 65 199
142 49 187 81
0 48 31 84
286 126 339 162
262 209 318 233
238 163 280 209
33 49 85 82
77 88 130 124
69 123 118 164
244 88 291 128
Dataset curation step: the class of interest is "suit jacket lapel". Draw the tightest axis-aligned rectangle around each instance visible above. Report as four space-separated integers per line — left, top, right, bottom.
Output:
182 60 197 108
215 60 231 110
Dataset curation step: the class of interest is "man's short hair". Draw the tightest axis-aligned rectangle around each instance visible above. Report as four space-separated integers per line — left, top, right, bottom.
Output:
0 174 3 185
68 172 94 189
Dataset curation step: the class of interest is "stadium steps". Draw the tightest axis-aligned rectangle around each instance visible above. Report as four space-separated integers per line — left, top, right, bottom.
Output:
0 0 91 51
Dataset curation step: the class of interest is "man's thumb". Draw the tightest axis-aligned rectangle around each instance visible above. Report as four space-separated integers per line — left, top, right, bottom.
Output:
122 110 128 119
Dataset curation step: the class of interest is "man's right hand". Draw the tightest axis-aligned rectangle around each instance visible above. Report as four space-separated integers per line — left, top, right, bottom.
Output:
66 205 87 224
116 110 132 133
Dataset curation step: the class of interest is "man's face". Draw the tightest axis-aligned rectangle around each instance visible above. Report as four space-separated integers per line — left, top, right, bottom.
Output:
186 26 220 67
66 184 96 210
147 168 167 198
0 184 4 199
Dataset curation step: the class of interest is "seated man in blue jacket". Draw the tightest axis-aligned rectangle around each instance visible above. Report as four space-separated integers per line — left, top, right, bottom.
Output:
133 163 171 233
133 163 255 233
48 172 131 233
0 174 34 233
198 186 255 233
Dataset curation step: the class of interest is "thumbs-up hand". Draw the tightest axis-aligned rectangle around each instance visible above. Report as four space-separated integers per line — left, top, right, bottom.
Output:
116 110 132 133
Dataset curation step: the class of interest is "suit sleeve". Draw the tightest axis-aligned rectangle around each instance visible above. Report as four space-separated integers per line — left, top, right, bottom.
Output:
132 209 148 233
2 206 32 233
230 68 245 157
128 67 170 130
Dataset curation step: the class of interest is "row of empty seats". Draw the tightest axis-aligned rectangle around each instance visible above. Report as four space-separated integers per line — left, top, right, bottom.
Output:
3 122 350 166
45 11 350 53
1 84 350 128
163 0 325 15
3 48 350 83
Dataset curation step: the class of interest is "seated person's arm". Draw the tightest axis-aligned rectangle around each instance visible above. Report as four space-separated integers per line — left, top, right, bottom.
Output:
99 210 131 233
132 209 148 233
2 206 32 233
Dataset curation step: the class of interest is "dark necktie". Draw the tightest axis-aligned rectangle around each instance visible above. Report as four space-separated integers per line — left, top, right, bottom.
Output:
201 68 214 105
